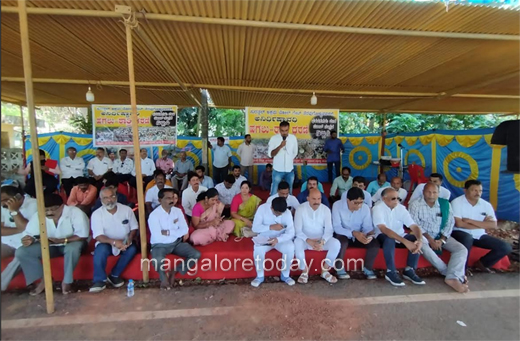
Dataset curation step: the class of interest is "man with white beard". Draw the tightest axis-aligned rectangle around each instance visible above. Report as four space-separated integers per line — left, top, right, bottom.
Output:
89 187 138 293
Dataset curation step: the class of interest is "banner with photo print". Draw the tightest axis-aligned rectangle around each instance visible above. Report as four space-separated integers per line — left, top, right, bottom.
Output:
92 105 177 146
246 107 339 165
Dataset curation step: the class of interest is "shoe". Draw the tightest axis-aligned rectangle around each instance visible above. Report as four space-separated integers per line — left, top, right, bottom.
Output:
363 267 377 280
281 275 295 286
107 275 125 288
251 277 264 288
403 268 426 285
89 282 106 293
336 269 350 280
385 271 405 287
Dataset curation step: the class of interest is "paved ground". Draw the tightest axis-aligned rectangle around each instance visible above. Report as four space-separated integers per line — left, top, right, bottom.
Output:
1 272 519 340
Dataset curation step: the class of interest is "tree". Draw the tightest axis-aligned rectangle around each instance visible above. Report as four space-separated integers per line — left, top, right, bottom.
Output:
70 108 93 134
177 107 199 136
208 108 245 137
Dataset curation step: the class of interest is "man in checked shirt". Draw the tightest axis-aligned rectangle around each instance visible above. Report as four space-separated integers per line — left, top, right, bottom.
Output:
409 183 469 293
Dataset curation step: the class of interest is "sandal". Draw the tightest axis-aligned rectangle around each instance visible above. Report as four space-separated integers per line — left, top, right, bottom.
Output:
321 271 338 284
297 272 309 284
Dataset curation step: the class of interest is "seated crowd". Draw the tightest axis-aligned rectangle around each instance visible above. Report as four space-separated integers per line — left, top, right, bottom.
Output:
1 146 513 295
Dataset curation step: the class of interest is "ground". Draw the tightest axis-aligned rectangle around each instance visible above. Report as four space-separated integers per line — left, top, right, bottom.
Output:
1 272 519 340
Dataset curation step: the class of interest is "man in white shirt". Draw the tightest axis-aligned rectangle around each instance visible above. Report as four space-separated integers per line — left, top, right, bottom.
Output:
149 188 201 290
145 170 173 215
195 165 214 189
372 177 408 204
182 172 207 222
341 176 372 208
60 147 85 196
409 173 451 203
266 181 300 213
451 179 512 274
16 194 89 295
89 188 138 293
409 183 469 293
373 188 425 287
332 187 379 281
1 186 38 291
251 197 295 287
215 174 238 217
237 134 255 182
268 121 298 195
87 147 113 191
210 137 232 185
231 165 247 193
112 148 135 185
294 189 340 284
130 148 156 189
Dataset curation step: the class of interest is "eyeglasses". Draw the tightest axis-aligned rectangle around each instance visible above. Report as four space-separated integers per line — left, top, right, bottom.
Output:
388 197 398 201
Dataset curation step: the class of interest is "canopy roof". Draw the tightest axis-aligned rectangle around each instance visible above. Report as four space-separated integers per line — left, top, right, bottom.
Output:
1 0 519 113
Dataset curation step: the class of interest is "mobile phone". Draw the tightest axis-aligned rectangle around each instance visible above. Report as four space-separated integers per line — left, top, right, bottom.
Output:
14 193 23 201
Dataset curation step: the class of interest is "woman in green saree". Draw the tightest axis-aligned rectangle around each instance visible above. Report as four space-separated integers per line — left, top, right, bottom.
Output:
230 181 262 237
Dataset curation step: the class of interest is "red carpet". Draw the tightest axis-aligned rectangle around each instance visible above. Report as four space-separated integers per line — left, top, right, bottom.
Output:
1 238 510 289
2 184 510 289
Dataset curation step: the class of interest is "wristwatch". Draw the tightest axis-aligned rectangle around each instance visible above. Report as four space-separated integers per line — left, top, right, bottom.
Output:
10 211 19 216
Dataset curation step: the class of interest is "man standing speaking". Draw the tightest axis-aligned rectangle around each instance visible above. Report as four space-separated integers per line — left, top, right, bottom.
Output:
268 121 298 195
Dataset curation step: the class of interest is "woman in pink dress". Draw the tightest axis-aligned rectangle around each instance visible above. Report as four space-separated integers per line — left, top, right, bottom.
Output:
190 188 235 246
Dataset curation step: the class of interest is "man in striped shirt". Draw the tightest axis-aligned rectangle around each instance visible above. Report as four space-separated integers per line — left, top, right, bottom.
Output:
409 183 469 293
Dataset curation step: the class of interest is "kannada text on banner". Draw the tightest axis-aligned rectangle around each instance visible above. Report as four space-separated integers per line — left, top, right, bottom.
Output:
92 105 177 146
246 107 339 165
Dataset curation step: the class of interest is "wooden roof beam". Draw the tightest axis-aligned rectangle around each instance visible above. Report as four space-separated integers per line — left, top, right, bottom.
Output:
1 6 519 41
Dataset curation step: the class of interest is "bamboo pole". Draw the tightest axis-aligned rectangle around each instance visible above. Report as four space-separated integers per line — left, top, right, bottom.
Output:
19 105 27 168
1 5 519 41
379 112 387 175
17 0 54 314
200 89 209 168
123 14 149 282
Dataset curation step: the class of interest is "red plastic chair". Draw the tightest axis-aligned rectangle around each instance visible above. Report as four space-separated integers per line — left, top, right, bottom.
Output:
404 163 429 205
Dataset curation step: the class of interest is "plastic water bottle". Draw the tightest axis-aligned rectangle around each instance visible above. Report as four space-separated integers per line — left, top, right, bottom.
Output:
127 279 134 297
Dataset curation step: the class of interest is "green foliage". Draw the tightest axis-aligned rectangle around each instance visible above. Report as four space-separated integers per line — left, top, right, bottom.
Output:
70 108 93 134
177 107 245 137
339 112 381 134
338 111 510 134
177 107 199 136
208 108 245 137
